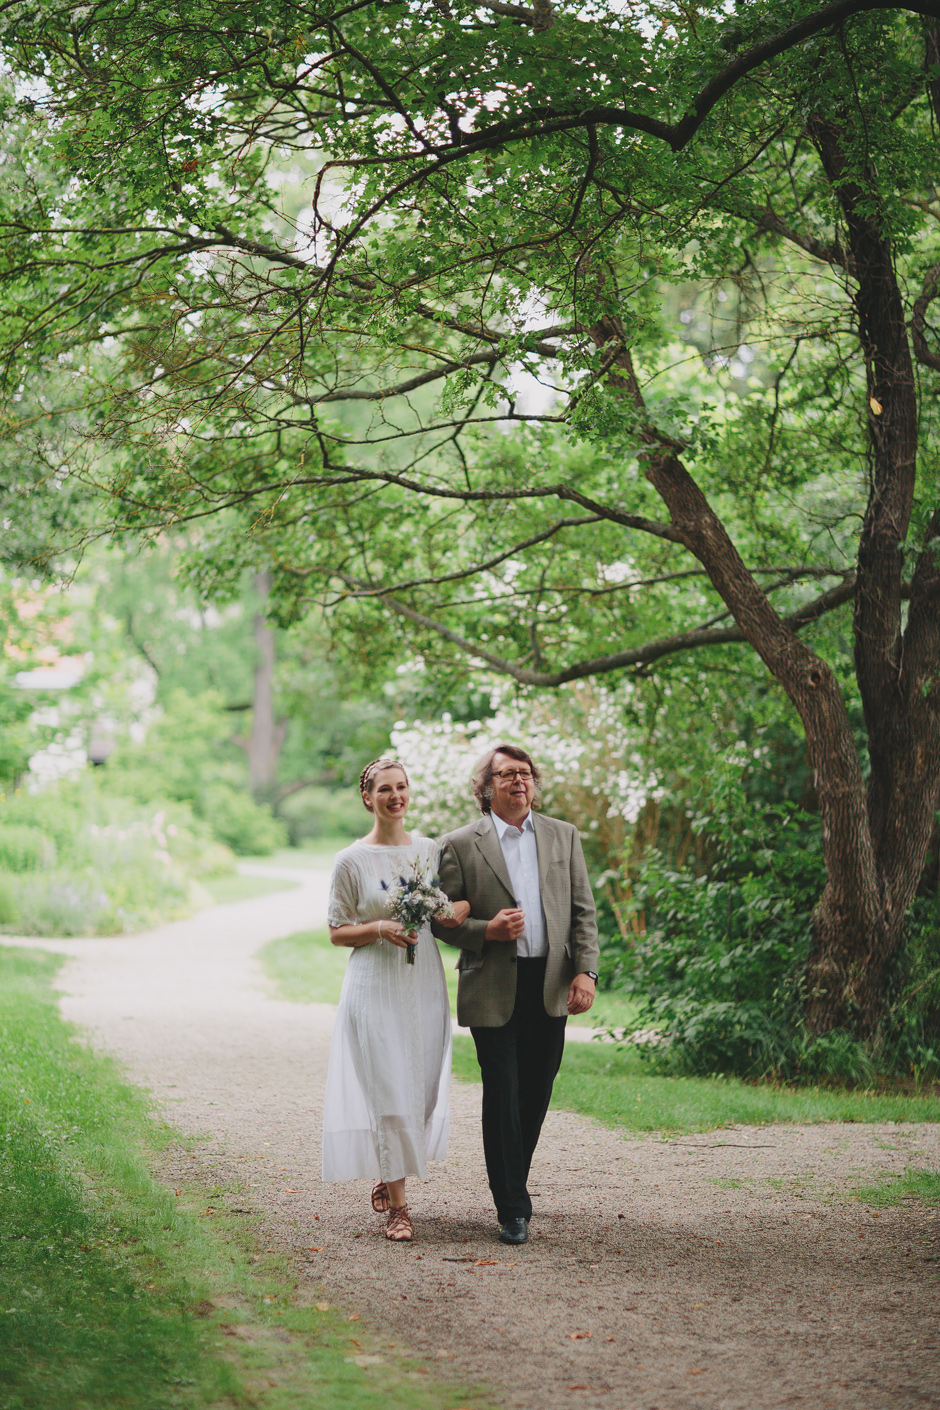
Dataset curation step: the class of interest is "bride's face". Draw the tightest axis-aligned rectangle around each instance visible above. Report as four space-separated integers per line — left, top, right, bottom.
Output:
366 767 409 820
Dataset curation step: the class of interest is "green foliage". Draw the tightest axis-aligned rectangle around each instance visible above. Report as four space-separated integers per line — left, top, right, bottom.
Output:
615 747 940 1083
619 760 828 1078
879 895 940 1081
0 822 56 872
0 779 232 936
449 1035 940 1133
197 783 287 856
0 676 34 789
0 871 17 925
0 945 485 1410
105 689 288 856
276 785 366 845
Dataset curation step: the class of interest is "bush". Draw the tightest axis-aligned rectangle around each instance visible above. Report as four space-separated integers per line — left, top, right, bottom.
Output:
0 824 56 872
11 871 116 938
0 871 18 927
615 763 828 1079
614 757 940 1084
0 781 234 937
276 786 364 845
198 785 288 856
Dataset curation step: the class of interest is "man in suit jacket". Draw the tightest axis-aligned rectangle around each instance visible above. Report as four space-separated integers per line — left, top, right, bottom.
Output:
432 743 599 1244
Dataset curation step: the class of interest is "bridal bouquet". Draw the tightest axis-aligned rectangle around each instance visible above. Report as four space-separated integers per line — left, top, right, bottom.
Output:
381 861 455 964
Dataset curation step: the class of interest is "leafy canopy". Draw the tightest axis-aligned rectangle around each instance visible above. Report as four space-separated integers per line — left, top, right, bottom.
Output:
0 1 938 687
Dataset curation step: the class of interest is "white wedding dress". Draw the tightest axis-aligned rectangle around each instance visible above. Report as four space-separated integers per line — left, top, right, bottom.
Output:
321 834 452 1183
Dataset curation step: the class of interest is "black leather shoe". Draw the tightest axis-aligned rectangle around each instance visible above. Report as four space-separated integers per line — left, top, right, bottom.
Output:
498 1217 529 1245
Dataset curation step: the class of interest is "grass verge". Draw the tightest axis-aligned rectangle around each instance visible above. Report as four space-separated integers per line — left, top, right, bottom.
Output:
451 1037 940 1133
0 943 490 1410
260 925 638 1031
203 873 300 905
849 1168 940 1206
261 926 940 1135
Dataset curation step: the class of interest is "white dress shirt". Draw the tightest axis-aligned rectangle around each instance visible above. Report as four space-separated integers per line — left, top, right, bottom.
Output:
490 811 547 958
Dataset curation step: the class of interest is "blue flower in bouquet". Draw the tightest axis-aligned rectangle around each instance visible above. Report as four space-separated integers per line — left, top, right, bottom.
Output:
381 861 454 963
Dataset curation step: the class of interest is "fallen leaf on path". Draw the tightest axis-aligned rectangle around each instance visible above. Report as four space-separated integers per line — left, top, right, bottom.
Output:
307 1246 323 1252
689 1368 705 1376
347 1314 360 1321
474 1259 499 1266
283 1189 299 1193
315 1302 330 1311
570 1331 592 1340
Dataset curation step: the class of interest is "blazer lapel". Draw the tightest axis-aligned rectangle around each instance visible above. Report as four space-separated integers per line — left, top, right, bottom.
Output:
474 816 516 902
533 812 555 899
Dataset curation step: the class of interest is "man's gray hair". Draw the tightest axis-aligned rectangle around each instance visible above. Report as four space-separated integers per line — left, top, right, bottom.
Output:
472 744 543 815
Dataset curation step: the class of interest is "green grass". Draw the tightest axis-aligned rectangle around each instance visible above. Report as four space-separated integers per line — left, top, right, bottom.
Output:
0 944 491 1410
850 1168 940 1206
450 1036 940 1133
260 924 638 1031
261 928 352 1005
242 840 354 870
203 873 300 905
261 925 466 1010
262 926 940 1136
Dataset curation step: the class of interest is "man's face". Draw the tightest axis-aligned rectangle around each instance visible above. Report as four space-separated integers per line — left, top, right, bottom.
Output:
489 751 536 819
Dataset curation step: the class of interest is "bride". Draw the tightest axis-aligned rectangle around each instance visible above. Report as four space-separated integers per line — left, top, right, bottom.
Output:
321 758 468 1241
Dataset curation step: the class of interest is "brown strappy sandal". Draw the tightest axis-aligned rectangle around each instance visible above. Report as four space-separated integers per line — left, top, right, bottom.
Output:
385 1204 414 1242
371 1181 390 1213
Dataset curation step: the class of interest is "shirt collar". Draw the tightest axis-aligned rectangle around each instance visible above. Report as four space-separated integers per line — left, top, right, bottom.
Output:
490 810 534 839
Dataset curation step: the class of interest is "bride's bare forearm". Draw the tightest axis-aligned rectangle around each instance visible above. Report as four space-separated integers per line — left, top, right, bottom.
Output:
329 921 381 948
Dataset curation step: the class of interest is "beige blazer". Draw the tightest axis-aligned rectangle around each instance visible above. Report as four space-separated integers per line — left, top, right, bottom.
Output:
432 811 599 1027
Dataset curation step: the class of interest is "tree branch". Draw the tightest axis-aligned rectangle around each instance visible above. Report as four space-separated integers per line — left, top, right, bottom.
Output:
337 573 857 689
912 261 940 371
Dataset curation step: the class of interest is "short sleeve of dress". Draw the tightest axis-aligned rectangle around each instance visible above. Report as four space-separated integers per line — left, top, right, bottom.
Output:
327 854 361 927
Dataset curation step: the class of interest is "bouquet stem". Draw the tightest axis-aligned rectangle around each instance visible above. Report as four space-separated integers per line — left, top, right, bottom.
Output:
406 940 417 965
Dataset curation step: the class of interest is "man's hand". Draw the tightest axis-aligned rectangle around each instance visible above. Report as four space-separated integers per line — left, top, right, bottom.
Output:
566 973 596 1015
485 908 526 942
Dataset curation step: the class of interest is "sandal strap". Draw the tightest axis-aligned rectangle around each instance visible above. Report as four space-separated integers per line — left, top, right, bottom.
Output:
385 1204 414 1240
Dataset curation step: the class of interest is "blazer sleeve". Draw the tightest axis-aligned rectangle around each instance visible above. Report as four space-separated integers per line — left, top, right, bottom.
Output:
568 829 600 973
430 837 490 955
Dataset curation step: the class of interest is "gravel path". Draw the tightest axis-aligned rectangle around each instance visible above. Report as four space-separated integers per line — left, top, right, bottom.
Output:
4 861 939 1410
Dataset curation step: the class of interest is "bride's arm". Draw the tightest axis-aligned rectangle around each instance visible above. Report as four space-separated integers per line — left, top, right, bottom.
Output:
329 920 415 950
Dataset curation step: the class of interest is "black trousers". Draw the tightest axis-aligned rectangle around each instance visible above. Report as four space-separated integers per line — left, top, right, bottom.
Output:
470 957 567 1223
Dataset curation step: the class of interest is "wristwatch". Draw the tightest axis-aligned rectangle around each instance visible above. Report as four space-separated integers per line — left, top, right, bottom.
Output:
583 971 599 983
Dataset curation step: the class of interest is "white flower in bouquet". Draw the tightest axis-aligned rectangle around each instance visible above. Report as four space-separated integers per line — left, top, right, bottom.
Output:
381 861 455 964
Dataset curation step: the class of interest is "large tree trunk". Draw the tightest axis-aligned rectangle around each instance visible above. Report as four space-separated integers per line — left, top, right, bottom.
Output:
592 104 940 1037
802 118 940 1036
248 569 288 800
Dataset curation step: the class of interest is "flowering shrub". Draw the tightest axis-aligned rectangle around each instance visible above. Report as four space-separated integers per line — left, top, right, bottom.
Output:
391 683 652 844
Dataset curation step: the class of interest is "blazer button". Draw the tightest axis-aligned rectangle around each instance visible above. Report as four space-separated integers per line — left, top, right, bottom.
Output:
510 955 516 964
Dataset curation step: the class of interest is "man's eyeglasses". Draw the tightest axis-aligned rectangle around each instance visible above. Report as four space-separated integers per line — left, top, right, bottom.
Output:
492 768 534 781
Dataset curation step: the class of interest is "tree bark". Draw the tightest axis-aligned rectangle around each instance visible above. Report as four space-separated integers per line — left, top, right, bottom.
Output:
248 570 288 800
592 117 940 1036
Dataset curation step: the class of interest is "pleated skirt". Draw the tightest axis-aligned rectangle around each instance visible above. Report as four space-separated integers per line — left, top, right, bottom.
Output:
321 928 452 1182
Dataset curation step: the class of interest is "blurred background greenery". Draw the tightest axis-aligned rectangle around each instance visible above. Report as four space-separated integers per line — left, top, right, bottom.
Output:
2 539 939 1086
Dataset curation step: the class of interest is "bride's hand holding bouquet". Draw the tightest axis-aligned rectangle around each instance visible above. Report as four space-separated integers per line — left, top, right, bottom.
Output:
381 862 469 964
